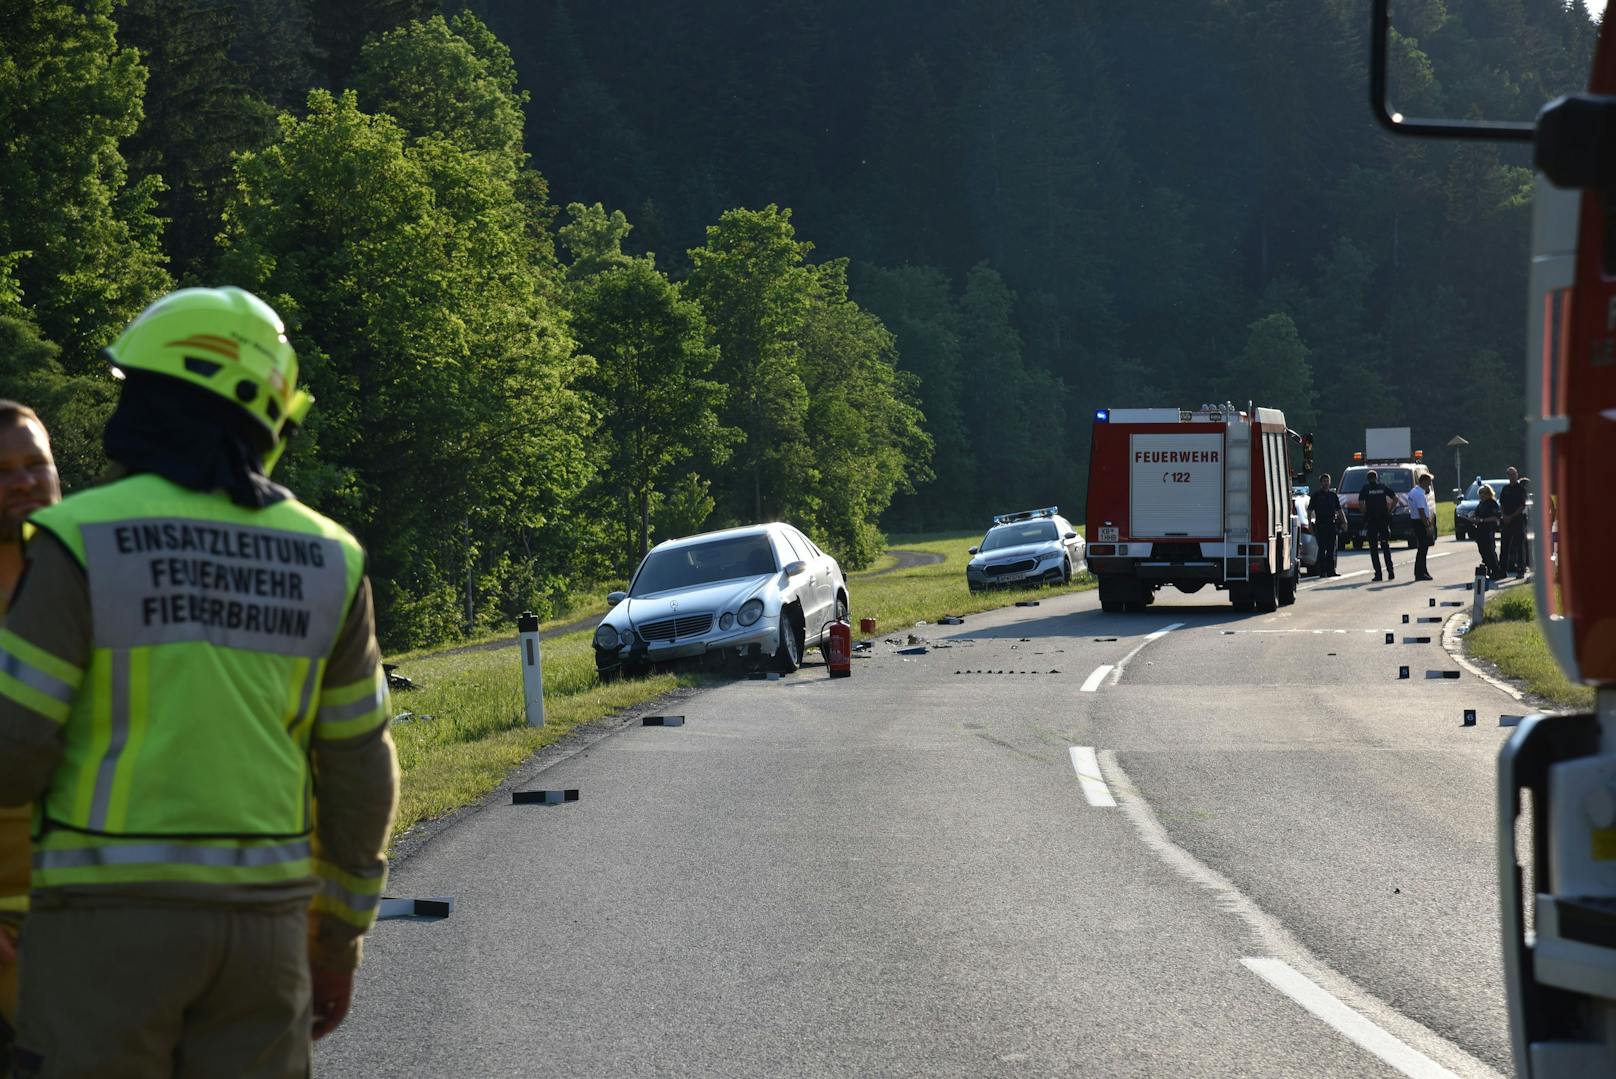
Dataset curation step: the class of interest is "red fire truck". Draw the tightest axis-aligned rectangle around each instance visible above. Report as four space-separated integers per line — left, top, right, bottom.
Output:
1085 404 1301 613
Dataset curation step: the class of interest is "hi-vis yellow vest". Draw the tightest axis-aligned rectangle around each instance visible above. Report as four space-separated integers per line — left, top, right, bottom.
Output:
24 474 365 890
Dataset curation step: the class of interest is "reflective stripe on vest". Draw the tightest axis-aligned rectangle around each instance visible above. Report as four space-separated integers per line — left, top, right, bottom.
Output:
34 838 311 871
26 476 364 888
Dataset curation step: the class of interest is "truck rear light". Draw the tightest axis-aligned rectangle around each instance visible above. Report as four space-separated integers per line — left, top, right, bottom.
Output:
1089 543 1116 556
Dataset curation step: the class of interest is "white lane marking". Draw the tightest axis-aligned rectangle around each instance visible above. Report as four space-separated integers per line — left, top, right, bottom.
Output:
1067 746 1116 807
1099 751 1500 1079
1242 958 1462 1079
1109 622 1184 685
1080 666 1114 693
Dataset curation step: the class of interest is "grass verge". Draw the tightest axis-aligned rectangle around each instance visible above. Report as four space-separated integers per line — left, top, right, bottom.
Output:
852 531 1094 637
383 627 697 845
1463 585 1594 711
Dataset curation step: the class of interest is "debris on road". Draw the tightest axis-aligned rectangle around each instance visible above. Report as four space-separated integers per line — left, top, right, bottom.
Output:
896 646 929 656
1015 600 1040 607
391 712 436 724
383 662 418 691
1500 714 1525 727
939 615 965 625
1404 636 1432 644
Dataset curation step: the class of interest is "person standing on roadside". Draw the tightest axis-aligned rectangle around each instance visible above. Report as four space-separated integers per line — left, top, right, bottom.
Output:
1407 473 1435 581
1474 482 1505 579
1359 469 1398 581
1500 467 1528 577
0 402 61 1067
1310 473 1343 577
0 288 399 1077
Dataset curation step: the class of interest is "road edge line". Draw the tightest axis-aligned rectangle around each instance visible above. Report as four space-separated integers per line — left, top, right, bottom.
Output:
1067 746 1117 807
1242 958 1461 1079
1439 609 1525 704
1098 749 1503 1079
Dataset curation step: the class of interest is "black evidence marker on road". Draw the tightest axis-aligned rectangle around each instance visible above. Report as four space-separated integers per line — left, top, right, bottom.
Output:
513 789 579 806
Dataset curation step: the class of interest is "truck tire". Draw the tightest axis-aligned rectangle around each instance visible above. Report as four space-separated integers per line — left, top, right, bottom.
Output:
1097 574 1138 614
1228 583 1254 612
1277 567 1298 606
1254 571 1279 613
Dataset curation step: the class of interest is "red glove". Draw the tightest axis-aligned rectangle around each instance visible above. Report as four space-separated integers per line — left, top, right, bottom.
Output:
310 966 355 1040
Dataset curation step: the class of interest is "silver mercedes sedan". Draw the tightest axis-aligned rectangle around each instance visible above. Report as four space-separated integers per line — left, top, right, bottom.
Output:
593 523 848 680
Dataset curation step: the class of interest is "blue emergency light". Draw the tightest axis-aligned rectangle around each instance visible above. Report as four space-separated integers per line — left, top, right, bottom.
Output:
1095 408 1110 422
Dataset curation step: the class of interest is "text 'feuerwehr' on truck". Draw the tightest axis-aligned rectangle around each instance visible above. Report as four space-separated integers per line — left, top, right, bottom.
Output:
1084 404 1303 613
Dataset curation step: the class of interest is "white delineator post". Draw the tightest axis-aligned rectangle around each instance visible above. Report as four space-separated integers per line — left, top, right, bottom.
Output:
1472 566 1487 628
519 611 544 727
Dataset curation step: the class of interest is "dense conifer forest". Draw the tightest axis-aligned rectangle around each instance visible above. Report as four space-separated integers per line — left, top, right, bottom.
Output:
0 1 1597 647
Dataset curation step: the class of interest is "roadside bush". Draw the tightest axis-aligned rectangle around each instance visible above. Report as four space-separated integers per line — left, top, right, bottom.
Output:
1486 588 1535 623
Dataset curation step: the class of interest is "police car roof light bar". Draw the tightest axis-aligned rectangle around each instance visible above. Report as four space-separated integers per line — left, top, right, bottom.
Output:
991 506 1059 526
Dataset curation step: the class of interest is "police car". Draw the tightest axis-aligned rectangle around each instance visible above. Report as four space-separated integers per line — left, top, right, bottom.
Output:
965 507 1085 592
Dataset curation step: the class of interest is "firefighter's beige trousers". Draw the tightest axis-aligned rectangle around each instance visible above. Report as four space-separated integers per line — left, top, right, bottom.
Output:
12 897 310 1078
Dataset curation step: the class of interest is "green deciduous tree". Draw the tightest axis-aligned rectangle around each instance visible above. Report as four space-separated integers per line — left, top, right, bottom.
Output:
0 318 117 494
221 89 591 648
569 252 734 573
0 0 169 373
686 206 815 526
1223 313 1317 437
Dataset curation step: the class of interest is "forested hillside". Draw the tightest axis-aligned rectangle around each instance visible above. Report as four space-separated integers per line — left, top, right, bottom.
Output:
0 0 1597 648
488 0 1595 517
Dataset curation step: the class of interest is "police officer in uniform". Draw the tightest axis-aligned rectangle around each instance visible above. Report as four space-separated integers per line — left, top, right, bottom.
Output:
0 288 399 1076
1359 469 1397 581
1309 474 1342 577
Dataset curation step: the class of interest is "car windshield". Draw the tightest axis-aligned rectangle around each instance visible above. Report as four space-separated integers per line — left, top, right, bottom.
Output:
1466 480 1513 501
630 535 777 596
982 520 1058 551
1341 468 1412 493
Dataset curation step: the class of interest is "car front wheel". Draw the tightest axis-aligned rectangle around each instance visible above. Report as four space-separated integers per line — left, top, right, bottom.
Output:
775 610 803 673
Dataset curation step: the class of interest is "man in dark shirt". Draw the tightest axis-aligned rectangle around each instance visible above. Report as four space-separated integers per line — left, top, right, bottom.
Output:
1359 469 1397 581
1310 474 1342 577
1500 467 1528 578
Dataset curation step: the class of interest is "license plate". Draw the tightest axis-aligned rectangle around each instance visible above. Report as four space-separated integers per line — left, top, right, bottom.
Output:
1098 527 1119 542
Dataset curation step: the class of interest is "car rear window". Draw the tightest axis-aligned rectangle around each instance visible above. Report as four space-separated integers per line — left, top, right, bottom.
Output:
982 521 1058 550
631 535 778 595
1341 468 1413 493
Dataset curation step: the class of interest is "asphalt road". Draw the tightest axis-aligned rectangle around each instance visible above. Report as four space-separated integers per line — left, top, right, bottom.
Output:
320 536 1520 1078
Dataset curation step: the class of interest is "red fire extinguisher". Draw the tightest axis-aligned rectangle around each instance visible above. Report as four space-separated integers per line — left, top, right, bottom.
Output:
826 619 851 679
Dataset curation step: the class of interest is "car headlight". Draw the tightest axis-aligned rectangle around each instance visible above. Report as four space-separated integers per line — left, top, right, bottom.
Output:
737 598 764 626
594 624 619 649
621 629 636 646
720 612 736 630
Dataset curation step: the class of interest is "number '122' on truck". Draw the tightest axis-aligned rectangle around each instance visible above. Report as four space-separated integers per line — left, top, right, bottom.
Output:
1085 405 1302 613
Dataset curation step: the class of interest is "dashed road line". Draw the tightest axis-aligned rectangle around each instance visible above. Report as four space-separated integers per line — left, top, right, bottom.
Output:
1100 750 1500 1079
1067 746 1116 807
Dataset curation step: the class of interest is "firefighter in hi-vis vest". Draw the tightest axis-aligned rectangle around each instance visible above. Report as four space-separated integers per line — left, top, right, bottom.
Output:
0 401 62 1066
0 287 399 1077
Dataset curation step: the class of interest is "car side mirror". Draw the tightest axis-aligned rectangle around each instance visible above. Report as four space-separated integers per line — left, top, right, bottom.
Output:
783 560 808 577
1064 532 1078 541
968 546 979 555
607 591 627 605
